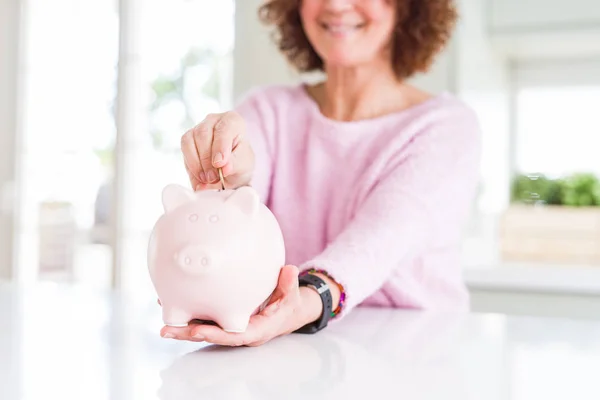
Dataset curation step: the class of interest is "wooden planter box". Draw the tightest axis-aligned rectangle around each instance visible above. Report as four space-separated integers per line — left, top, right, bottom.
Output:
500 205 600 264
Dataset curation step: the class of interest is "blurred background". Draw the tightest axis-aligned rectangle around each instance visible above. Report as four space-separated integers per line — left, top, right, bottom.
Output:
1 0 599 319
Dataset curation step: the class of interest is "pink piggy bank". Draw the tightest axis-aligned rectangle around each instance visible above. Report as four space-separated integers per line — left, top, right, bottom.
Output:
147 184 285 332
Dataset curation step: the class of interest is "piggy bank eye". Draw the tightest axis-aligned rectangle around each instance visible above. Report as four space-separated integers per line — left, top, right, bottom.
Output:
208 214 219 223
188 214 199 222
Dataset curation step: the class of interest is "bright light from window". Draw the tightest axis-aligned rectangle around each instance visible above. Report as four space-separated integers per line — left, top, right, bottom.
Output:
516 86 600 178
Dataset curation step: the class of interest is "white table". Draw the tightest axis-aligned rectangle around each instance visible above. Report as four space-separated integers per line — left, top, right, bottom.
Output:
1 282 599 400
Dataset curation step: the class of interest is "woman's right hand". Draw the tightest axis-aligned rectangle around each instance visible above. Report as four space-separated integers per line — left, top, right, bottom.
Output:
181 111 255 191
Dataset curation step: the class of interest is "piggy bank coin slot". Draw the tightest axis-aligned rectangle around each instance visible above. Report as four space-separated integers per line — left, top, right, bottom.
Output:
189 319 219 327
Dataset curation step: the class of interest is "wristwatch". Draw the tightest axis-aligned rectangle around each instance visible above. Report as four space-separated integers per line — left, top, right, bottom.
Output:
293 273 333 334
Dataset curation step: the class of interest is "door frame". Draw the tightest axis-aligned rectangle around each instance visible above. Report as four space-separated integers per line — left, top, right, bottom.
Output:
0 0 23 282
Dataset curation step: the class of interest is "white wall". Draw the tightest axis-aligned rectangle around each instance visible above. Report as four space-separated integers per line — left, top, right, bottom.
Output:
455 0 512 214
408 43 458 94
489 0 600 29
0 0 21 281
233 0 299 100
488 0 600 59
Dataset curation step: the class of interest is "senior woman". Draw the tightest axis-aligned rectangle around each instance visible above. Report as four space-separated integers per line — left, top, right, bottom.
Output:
161 0 481 346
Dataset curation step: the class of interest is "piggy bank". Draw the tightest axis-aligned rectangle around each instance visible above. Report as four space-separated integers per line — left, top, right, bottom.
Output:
147 184 285 332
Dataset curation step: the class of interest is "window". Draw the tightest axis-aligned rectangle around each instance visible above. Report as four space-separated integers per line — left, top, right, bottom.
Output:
514 60 600 178
16 0 235 295
17 0 119 285
463 59 600 274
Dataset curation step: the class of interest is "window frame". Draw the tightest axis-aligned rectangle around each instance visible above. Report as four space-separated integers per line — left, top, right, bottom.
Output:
0 0 24 282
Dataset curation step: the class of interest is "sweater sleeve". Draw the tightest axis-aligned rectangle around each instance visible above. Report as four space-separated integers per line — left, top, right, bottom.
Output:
233 89 274 205
299 112 482 318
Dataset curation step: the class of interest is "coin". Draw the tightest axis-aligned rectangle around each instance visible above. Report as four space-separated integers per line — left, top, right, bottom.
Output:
218 168 225 190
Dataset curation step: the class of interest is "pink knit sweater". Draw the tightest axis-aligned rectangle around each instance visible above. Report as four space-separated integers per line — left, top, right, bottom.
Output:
234 84 481 317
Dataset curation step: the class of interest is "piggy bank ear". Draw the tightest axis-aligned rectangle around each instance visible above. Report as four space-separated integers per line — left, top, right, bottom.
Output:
225 185 259 215
162 184 195 213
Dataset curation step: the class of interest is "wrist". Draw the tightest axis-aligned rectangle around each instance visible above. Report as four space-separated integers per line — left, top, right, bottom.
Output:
297 272 342 325
299 286 324 325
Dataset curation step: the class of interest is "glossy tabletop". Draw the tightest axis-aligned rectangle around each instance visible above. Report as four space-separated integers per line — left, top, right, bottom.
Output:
1 282 599 400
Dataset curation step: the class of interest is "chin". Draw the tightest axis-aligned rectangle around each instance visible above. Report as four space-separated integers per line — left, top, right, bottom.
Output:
321 53 374 70
315 40 382 70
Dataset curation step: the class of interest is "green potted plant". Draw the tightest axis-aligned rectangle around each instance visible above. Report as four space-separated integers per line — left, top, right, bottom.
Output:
561 173 600 207
510 173 563 205
500 171 600 265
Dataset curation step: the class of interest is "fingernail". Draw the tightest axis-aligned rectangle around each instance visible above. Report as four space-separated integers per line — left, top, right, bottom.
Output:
207 170 217 182
199 171 207 182
213 152 223 165
162 333 175 339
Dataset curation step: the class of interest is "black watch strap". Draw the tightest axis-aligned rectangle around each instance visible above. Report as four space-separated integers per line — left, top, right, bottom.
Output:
294 273 333 334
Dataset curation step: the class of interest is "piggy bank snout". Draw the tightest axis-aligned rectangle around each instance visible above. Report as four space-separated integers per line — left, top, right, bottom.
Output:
175 245 216 274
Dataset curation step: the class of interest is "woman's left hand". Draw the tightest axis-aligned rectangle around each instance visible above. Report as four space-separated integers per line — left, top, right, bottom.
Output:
159 265 323 347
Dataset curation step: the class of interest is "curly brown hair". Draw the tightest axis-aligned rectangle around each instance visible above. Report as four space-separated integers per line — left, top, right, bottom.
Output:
258 0 458 80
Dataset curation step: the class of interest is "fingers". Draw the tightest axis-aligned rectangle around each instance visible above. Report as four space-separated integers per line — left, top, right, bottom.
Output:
257 267 296 315
190 325 248 346
277 265 300 297
160 325 204 342
181 130 201 189
181 111 247 190
192 113 221 184
161 308 281 346
195 181 225 191
245 339 270 347
190 314 269 346
160 319 261 345
261 300 281 317
212 112 244 171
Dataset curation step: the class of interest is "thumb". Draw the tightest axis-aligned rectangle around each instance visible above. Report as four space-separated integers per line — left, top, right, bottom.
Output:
277 265 299 296
261 265 298 317
269 265 299 303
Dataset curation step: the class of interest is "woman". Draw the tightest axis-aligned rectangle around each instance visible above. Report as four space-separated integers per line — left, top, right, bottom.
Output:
161 0 481 346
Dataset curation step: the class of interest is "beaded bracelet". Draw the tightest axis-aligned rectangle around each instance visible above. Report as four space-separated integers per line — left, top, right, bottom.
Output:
301 268 346 318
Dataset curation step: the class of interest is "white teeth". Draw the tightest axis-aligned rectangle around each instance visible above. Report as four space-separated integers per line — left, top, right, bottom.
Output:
325 24 358 33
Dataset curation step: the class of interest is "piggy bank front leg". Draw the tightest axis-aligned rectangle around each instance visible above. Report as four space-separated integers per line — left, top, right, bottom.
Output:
216 313 251 333
162 306 192 327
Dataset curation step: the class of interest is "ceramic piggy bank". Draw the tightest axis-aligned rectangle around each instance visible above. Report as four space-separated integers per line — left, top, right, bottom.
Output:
147 184 285 332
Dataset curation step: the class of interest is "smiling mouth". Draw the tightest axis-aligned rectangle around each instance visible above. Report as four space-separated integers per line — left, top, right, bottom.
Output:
320 22 365 35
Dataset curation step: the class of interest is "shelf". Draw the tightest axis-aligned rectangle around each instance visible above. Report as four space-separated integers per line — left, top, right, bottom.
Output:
464 262 600 295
